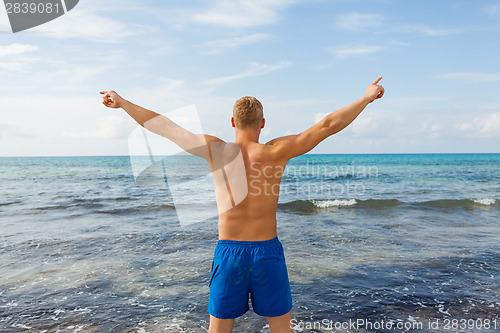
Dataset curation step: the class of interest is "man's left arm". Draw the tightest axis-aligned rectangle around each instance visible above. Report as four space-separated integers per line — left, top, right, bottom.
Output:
266 76 384 160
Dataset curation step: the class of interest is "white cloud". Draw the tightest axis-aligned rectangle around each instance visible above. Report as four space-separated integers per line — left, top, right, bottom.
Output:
0 3 10 32
436 72 500 83
382 95 452 108
336 13 385 31
0 51 123 88
28 3 154 42
0 44 39 72
332 45 384 59
0 121 35 139
266 99 332 109
457 113 500 138
402 24 463 36
61 115 129 139
191 0 295 28
335 108 449 141
0 93 139 156
0 0 154 40
417 122 443 138
0 43 39 57
349 112 395 137
50 63 118 91
203 61 292 86
198 33 272 55
389 40 410 47
129 78 190 111
484 3 500 18
0 61 27 71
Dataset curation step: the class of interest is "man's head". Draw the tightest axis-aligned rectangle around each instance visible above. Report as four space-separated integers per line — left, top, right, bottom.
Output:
232 96 265 130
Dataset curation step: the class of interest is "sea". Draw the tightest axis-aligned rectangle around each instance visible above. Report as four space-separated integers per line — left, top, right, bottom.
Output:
0 154 499 333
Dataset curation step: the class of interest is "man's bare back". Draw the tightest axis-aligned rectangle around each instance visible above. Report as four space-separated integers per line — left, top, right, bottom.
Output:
214 140 288 241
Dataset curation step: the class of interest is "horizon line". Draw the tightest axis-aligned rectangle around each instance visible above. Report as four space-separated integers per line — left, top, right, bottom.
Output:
1 152 499 158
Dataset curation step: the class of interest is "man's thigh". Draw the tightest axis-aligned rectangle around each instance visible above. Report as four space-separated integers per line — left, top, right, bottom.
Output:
209 315 234 333
267 311 293 333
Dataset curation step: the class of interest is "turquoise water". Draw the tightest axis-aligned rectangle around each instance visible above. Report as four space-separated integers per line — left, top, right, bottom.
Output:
0 154 499 332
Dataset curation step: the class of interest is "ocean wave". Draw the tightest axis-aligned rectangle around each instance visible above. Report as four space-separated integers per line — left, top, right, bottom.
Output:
21 195 500 216
472 198 496 206
35 201 105 211
278 198 402 212
312 199 357 208
356 198 404 209
0 200 21 207
97 204 176 215
312 198 404 210
278 198 498 213
278 200 317 213
417 198 498 210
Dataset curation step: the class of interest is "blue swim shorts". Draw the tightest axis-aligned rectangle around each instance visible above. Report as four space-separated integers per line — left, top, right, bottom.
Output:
208 237 293 319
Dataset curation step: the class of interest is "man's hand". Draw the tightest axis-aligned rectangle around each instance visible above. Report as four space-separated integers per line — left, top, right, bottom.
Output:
100 90 125 109
363 76 385 103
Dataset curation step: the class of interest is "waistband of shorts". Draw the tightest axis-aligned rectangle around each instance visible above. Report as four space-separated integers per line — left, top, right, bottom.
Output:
217 237 280 247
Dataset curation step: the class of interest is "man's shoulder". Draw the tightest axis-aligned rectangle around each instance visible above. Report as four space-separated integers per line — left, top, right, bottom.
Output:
216 141 288 165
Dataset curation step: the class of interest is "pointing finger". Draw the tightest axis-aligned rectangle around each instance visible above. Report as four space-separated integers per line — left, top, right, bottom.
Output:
372 76 382 85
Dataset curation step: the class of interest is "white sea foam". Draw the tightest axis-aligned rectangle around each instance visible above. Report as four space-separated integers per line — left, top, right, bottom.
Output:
11 323 32 330
312 199 357 208
473 198 496 205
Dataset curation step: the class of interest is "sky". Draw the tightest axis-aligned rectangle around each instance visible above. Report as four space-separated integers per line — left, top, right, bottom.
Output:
0 0 499 156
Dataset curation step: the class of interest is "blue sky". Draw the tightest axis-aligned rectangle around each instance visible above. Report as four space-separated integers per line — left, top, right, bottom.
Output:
1 0 499 156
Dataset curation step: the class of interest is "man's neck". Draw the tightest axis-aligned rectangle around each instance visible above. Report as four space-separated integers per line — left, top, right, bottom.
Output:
234 128 261 144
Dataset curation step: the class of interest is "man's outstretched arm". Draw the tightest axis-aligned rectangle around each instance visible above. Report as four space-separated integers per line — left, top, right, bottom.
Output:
100 90 223 159
266 76 384 160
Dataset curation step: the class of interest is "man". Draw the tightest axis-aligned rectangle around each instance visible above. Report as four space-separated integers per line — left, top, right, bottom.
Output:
100 77 384 333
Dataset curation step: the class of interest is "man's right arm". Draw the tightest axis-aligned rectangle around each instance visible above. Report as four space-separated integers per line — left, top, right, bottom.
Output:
266 77 384 160
100 90 223 159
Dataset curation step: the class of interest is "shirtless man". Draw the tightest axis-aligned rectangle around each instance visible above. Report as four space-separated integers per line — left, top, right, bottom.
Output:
100 77 384 333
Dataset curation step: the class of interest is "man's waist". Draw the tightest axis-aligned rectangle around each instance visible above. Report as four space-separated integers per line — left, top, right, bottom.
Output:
216 237 280 247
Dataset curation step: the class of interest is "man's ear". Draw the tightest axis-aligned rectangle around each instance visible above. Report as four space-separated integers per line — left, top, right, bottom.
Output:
231 117 236 128
261 118 265 129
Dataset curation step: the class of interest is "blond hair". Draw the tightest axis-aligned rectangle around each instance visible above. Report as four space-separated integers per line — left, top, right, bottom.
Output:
233 96 263 130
